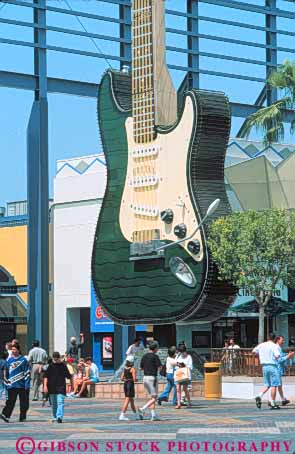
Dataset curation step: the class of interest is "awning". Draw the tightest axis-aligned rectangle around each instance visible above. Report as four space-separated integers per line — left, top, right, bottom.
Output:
0 295 27 320
229 297 295 315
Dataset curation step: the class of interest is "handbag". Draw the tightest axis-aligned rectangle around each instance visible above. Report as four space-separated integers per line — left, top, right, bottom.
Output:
174 366 190 384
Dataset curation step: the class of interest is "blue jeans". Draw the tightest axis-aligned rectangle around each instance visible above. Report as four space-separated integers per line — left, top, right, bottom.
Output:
50 394 65 420
158 373 177 405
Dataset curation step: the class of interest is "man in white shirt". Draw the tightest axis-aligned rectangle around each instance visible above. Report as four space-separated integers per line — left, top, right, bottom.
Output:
252 333 281 409
126 338 143 356
27 340 48 401
228 338 240 371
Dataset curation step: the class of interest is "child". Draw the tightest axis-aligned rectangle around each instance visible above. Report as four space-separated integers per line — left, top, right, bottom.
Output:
43 351 73 423
119 355 137 421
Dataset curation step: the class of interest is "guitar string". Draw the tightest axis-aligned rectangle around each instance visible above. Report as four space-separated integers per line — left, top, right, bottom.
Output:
132 0 158 243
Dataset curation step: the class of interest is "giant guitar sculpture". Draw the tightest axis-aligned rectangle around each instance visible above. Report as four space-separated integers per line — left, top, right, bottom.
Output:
92 0 236 325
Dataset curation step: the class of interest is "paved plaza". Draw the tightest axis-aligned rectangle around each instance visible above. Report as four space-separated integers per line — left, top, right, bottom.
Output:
1 397 295 454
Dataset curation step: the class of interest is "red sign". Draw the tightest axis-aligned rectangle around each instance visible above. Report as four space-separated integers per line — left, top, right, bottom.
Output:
102 336 113 360
95 306 107 320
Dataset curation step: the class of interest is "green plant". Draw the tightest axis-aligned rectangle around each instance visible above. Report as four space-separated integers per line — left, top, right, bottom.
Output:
208 209 295 343
244 59 295 145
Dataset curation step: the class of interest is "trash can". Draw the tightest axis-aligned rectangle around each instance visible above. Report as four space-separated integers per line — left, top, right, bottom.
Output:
204 362 222 399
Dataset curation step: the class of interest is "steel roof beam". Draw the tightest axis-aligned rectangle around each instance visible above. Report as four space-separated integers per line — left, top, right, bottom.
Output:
0 70 98 97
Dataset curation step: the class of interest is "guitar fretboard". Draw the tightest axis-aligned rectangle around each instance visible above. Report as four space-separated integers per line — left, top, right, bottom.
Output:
132 0 155 144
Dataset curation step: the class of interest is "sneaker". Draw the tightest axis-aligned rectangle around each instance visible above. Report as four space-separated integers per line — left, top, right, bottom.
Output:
138 408 144 420
19 417 26 422
0 414 9 423
157 399 162 406
150 415 160 421
118 414 129 421
57 418 63 423
282 399 290 406
269 404 280 410
255 396 262 409
51 419 56 422
32 398 38 402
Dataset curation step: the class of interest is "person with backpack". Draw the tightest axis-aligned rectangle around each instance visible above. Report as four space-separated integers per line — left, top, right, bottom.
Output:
157 346 177 406
119 355 137 421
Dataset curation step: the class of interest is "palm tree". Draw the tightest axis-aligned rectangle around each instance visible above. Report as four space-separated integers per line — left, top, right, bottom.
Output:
244 59 295 145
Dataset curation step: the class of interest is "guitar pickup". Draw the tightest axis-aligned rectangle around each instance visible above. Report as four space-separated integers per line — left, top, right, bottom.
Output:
130 240 165 261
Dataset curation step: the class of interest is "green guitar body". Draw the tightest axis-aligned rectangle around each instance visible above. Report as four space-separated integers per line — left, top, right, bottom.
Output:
92 70 236 325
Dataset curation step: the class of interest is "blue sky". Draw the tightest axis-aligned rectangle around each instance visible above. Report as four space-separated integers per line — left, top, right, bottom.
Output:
0 0 295 208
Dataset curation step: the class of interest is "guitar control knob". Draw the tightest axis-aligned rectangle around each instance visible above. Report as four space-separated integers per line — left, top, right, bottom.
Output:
160 209 174 224
187 240 201 255
174 223 187 239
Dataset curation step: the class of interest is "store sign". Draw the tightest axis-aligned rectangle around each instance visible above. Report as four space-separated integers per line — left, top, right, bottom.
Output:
230 281 288 311
90 282 114 333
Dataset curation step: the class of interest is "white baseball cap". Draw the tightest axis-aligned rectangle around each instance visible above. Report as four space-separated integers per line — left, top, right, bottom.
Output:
126 355 134 364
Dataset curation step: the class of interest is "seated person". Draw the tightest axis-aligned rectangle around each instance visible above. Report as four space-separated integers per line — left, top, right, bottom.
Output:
66 357 75 394
68 358 86 396
74 357 99 398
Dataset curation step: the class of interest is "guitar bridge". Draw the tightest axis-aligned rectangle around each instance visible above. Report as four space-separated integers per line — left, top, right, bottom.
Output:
130 240 165 261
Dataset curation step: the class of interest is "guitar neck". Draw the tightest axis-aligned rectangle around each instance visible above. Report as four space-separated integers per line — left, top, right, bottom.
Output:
132 0 155 144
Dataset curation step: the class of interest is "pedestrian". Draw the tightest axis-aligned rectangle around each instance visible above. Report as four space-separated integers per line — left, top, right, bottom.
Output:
43 351 74 423
0 343 31 423
157 346 177 406
74 357 99 398
0 352 7 400
126 338 144 356
275 335 294 406
5 343 12 359
41 358 52 407
66 333 85 364
253 333 281 409
228 338 240 372
119 355 137 421
174 344 193 409
221 340 230 373
138 341 162 421
27 340 48 401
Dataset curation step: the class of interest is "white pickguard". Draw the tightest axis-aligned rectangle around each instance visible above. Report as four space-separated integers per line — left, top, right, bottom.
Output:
119 96 203 262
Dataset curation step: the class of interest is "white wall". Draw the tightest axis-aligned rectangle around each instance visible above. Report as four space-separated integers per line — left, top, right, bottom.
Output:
53 155 106 353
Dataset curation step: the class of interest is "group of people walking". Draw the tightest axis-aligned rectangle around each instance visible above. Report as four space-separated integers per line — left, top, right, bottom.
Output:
253 333 294 409
0 334 99 423
119 340 193 421
1 332 293 423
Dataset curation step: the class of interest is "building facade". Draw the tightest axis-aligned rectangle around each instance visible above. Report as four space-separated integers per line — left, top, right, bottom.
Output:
2 139 295 363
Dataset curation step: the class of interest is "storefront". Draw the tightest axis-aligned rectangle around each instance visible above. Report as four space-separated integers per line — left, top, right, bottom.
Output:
90 284 149 371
